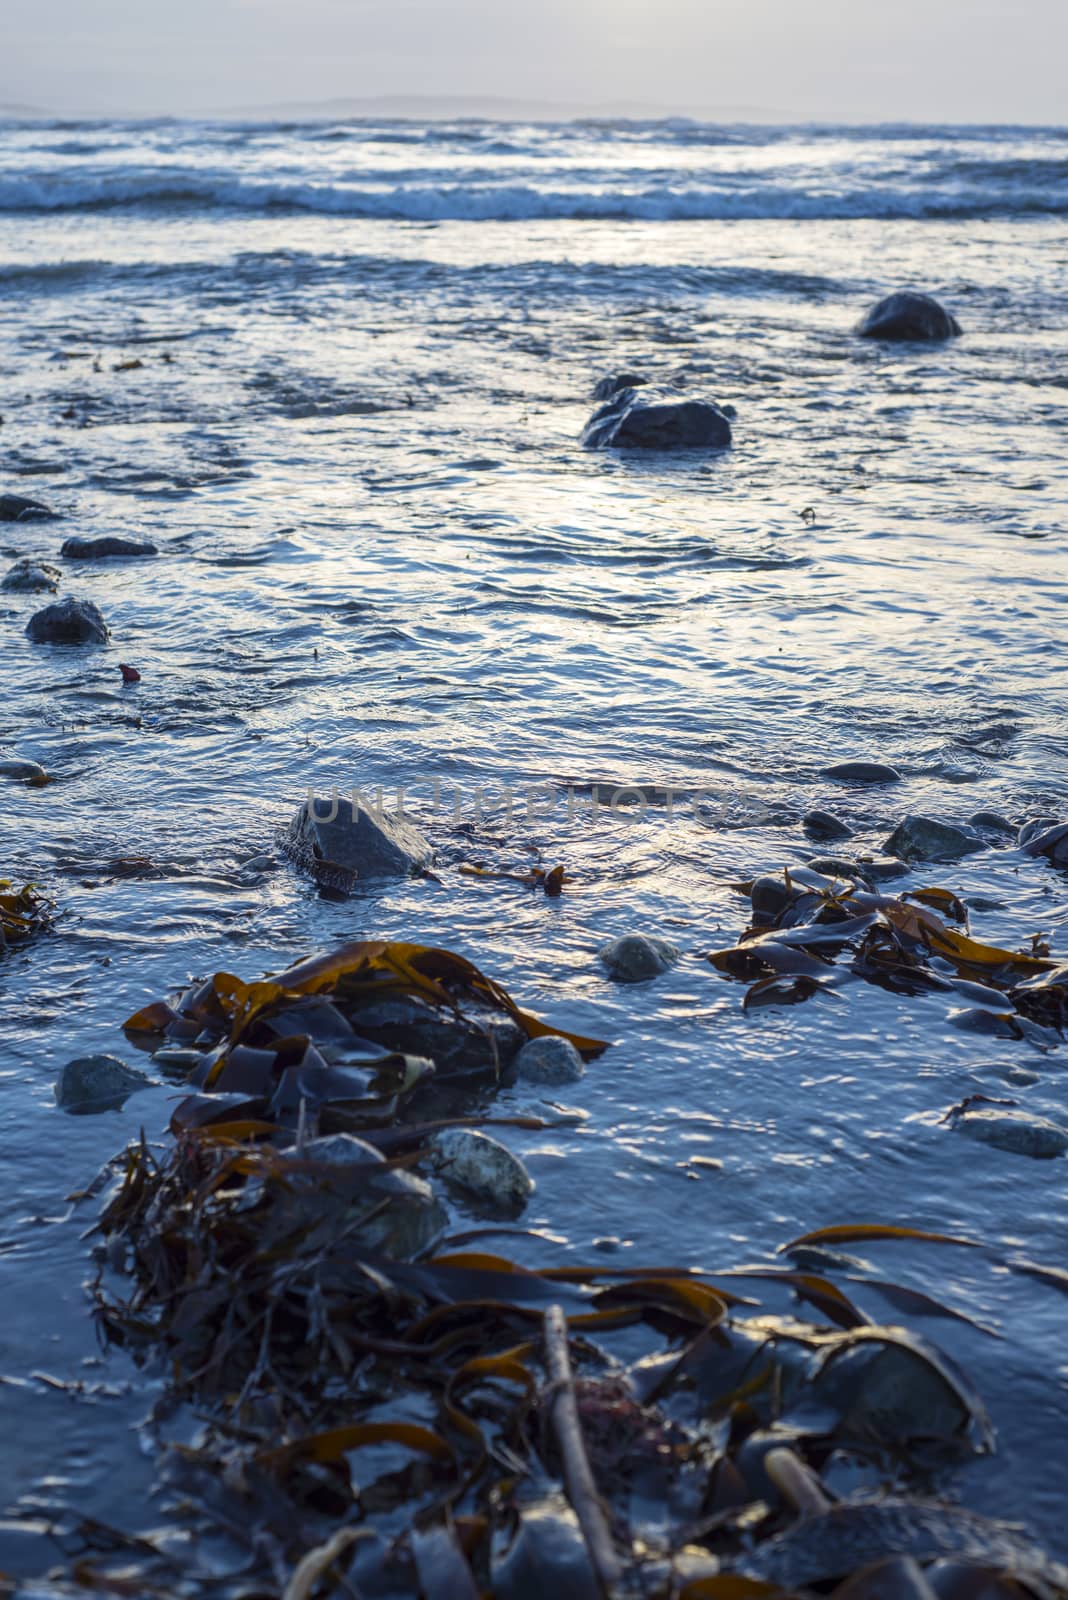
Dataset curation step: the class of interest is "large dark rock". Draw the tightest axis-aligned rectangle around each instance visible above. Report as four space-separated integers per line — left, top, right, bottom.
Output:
2 557 61 593
285 793 433 884
857 292 962 343
821 761 902 785
582 388 732 451
25 597 110 645
0 493 57 523
61 535 158 560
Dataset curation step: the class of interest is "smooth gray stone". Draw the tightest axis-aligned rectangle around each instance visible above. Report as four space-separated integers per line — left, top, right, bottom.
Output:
0 751 47 781
427 1128 534 1213
883 815 984 862
25 597 110 644
55 1054 152 1112
513 1035 585 1086
0 493 56 522
863 857 912 881
803 809 854 840
582 388 732 450
1018 816 1060 847
61 535 158 559
857 291 962 342
951 1108 1068 1159
2 557 61 593
821 761 902 784
285 1132 447 1257
599 932 679 981
968 810 1015 834
286 793 433 879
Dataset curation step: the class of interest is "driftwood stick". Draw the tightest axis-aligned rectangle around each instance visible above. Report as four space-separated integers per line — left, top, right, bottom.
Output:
543 1303 624 1598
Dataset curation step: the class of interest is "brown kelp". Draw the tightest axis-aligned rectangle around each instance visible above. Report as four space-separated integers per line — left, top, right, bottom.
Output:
712 865 1067 1035
66 939 1068 1597
0 879 53 951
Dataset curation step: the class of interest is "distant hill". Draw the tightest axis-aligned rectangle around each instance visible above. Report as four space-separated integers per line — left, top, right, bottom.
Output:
213 93 795 124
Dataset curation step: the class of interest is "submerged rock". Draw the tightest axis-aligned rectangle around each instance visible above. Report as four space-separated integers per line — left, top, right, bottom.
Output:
0 493 56 522
821 761 901 785
285 793 433 882
857 291 962 343
803 809 853 841
286 1133 447 1257
949 1107 1068 1159
883 815 983 862
0 750 47 781
592 371 648 402
2 557 61 593
25 597 110 645
55 1054 152 1112
513 1034 585 1086
1017 816 1060 848
600 932 680 982
427 1128 534 1213
348 992 524 1076
582 388 732 451
968 810 1015 835
863 856 911 881
61 535 158 560
1019 821 1068 869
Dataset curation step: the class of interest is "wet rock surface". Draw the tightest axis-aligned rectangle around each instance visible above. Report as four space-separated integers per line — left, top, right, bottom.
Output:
24 596 110 644
948 1106 1068 1159
285 793 434 884
582 387 732 450
427 1126 534 1212
803 809 854 840
821 761 902 784
54 1054 152 1112
857 291 962 342
2 557 61 592
60 534 158 559
592 371 648 401
884 814 984 862
0 492 56 522
0 750 47 781
1019 821 1068 869
600 931 680 981
513 1033 586 1085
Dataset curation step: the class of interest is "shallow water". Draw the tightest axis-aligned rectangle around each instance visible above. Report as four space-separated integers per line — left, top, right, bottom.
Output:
1 118 1067 1572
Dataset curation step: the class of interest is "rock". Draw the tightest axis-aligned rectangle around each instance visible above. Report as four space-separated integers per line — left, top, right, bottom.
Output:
821 761 902 784
1019 822 1068 869
0 493 56 522
592 371 648 402
55 1054 152 1112
599 932 680 982
1018 817 1060 847
60 535 158 560
0 750 47 781
285 1133 447 1257
285 793 433 880
348 993 524 1077
864 856 911 882
427 1128 534 1213
751 875 803 925
582 388 732 451
803 856 868 883
883 815 984 862
968 811 1015 835
950 1108 1068 1159
513 1035 585 1086
2 557 61 593
856 291 962 343
803 809 853 841
25 597 110 645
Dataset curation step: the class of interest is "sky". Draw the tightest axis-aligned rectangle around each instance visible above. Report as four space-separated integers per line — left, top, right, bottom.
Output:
4 0 1067 122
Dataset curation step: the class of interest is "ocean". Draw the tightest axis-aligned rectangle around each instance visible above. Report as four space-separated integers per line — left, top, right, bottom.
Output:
1 116 1067 1573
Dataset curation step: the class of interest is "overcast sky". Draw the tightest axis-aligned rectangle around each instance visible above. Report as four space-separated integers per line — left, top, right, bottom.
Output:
4 0 1066 121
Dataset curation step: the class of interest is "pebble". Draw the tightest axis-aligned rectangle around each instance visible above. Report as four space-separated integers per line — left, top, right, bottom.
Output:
0 492 56 522
513 1035 585 1086
54 1054 152 1112
427 1128 534 1213
0 751 47 782
599 932 680 982
821 761 902 784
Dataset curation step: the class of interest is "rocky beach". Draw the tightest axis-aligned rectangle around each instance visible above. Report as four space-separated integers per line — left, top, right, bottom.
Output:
1 116 1068 1595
